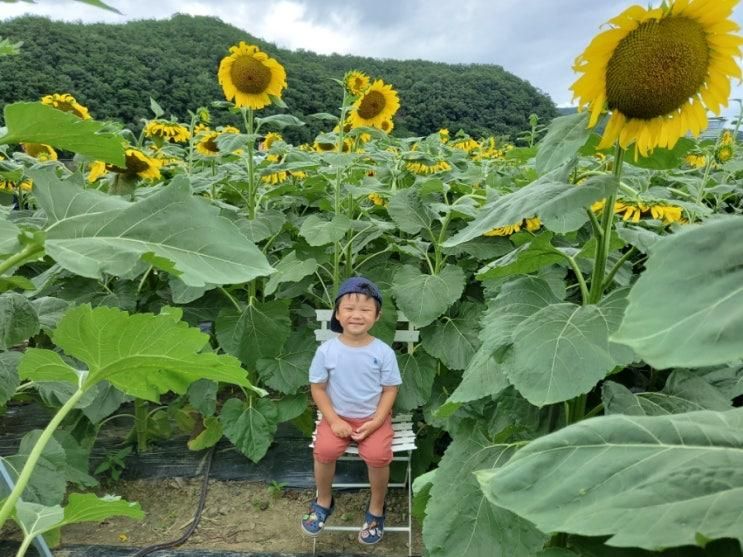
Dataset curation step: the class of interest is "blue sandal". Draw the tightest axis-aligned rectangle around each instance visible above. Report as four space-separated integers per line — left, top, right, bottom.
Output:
300 497 334 537
358 507 385 545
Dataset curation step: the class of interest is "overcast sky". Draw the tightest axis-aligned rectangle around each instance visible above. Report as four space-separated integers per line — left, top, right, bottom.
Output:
2 0 743 122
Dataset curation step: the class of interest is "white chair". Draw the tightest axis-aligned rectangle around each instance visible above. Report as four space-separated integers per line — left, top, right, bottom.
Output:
309 309 417 556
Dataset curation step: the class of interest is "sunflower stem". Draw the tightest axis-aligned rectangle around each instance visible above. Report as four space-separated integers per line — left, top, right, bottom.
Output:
588 144 624 304
602 246 637 291
0 243 43 277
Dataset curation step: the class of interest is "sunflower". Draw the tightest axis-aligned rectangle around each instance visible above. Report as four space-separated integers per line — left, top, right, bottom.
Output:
591 199 684 224
0 178 32 192
368 192 385 206
572 0 743 157
260 132 284 151
22 143 57 161
144 120 190 143
483 216 542 237
451 138 479 153
348 80 400 129
716 143 734 163
195 127 240 157
40 93 91 119
438 128 450 143
314 138 353 153
721 129 735 145
379 119 394 134
108 149 162 181
87 161 108 183
406 160 452 175
684 153 707 168
344 70 371 96
218 42 287 110
260 154 305 185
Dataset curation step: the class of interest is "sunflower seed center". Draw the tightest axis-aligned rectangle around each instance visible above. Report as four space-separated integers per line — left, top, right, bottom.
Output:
231 55 272 95
357 91 386 120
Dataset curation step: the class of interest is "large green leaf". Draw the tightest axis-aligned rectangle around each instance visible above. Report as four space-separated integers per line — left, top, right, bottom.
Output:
477 231 565 280
220 397 278 462
236 210 286 243
216 299 291 370
187 416 223 451
478 409 743 550
535 111 591 175
3 430 67 506
392 264 465 327
0 220 20 255
423 429 549 557
19 304 257 402
256 330 316 394
34 171 273 287
421 302 483 370
388 187 435 234
0 292 39 350
30 297 70 334
602 371 733 416
625 138 695 170
264 251 317 296
0 351 20 406
446 345 510 406
395 351 437 412
0 102 125 165
509 303 616 406
444 175 614 246
298 214 351 246
15 500 63 541
613 216 743 368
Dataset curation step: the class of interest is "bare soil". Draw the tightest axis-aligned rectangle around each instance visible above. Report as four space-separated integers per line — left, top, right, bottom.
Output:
58 479 422 556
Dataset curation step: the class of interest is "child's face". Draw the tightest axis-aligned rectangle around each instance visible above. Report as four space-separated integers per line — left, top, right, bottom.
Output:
335 293 380 336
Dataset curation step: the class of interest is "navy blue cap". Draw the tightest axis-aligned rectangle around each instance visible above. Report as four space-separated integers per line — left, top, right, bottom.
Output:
330 277 382 332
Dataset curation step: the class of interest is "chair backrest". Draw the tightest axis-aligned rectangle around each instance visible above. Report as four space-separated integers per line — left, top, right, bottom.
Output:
314 309 419 353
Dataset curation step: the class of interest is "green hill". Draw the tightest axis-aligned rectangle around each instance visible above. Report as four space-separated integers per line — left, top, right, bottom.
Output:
0 14 557 142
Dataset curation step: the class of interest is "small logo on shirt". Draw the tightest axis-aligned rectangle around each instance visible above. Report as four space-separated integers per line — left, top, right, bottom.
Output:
373 357 379 365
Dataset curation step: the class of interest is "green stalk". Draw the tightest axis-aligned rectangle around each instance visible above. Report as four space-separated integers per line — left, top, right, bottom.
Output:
602 247 637 292
16 531 35 557
332 89 352 294
186 113 197 176
588 144 625 304
0 387 86 531
0 243 43 276
134 398 149 453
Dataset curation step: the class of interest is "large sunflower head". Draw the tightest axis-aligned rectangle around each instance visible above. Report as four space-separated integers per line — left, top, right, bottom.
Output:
144 120 190 143
347 79 400 129
260 132 284 151
344 70 371 96
22 143 58 161
218 42 287 110
40 93 91 119
571 0 743 157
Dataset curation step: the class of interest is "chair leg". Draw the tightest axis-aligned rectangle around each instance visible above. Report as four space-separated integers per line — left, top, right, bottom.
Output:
407 450 413 556
313 536 317 555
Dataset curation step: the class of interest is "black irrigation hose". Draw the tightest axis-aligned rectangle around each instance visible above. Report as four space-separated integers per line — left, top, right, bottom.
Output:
132 445 216 557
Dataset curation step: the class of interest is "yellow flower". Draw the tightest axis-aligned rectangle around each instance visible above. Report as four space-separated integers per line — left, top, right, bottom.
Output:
524 217 541 232
144 120 190 143
716 144 734 163
218 42 287 110
451 138 478 153
87 161 108 182
108 149 161 181
40 93 91 119
571 0 743 157
484 222 522 237
344 70 371 96
593 198 685 225
406 160 452 175
368 192 385 206
684 153 707 168
22 143 57 161
348 80 400 129
195 127 240 157
0 178 32 192
260 153 304 185
721 129 735 145
650 204 684 223
260 132 284 151
379 119 394 134
314 138 353 153
438 128 450 143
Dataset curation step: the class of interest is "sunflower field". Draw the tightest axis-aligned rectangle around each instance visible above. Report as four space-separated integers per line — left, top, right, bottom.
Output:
1 0 743 555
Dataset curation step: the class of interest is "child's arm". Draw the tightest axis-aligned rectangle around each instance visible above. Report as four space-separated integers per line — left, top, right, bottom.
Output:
351 385 398 441
311 382 353 438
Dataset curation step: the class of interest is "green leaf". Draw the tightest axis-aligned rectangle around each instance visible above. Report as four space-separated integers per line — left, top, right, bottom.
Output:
411 469 436 522
613 216 743 368
388 188 435 234
445 175 614 246
255 330 315 394
615 225 662 254
509 303 616 406
187 416 223 451
479 408 743 550
264 251 318 296
30 297 70 334
298 214 351 246
0 102 125 165
0 219 20 255
187 379 218 417
217 299 291 370
236 211 286 243
625 138 695 170
421 302 483 370
20 304 257 401
15 500 64 540
395 351 437 412
35 172 274 287
535 111 591 175
446 345 510 406
3 430 67 505
0 275 35 293
597 288 636 366
220 397 278 463
0 292 39 350
275 393 308 423
169 278 209 304
149 97 164 118
80 381 128 423
423 429 549 557
392 264 465 328
255 114 305 129
477 231 565 280
0 351 20 405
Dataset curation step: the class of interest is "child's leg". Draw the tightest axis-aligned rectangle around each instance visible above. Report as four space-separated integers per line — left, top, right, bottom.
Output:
314 459 336 508
367 464 390 516
358 414 394 516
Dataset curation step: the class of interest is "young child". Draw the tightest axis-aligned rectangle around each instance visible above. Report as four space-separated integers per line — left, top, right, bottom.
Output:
300 277 402 545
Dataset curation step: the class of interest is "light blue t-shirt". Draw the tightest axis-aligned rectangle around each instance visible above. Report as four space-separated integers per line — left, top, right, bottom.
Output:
309 337 402 419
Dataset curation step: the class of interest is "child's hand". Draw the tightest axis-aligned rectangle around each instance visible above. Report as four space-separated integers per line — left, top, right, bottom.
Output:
330 418 353 438
350 418 381 442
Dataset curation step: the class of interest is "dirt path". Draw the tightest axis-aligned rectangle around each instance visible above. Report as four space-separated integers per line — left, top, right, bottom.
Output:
59 479 422 556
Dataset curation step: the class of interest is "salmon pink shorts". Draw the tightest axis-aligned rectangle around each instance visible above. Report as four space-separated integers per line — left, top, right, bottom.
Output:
313 414 394 468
